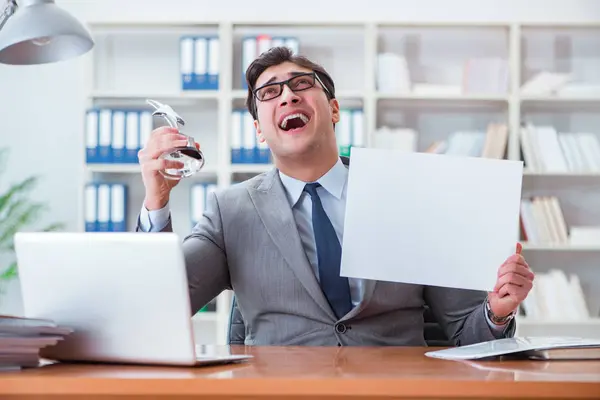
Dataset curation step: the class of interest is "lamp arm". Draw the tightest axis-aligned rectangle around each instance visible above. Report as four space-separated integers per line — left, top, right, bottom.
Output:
0 0 18 31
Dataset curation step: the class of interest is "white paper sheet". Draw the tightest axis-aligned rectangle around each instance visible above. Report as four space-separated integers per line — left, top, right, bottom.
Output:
340 147 523 292
424 337 600 360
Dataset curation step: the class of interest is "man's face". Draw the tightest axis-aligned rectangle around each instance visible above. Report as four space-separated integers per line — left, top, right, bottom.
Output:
253 61 339 159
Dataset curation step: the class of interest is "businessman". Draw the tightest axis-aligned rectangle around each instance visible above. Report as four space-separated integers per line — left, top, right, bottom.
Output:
136 47 534 346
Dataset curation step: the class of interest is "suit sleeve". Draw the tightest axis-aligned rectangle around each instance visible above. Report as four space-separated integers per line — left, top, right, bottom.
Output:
423 286 516 346
135 191 231 315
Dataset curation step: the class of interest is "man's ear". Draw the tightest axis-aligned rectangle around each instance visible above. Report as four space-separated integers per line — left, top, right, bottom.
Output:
254 119 266 143
330 99 340 124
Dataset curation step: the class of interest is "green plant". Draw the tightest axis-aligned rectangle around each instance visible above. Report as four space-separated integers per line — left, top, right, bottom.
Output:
0 148 63 282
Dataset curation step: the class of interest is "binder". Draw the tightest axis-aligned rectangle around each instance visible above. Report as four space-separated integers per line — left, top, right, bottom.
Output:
241 35 299 89
139 111 153 154
85 109 99 164
180 36 194 90
257 34 271 56
84 184 97 232
207 36 219 90
242 111 256 163
98 109 112 163
242 37 257 89
352 109 364 148
109 184 127 232
337 109 352 157
271 37 285 48
231 110 242 164
284 37 299 54
111 110 126 164
96 183 111 232
257 135 271 164
193 36 207 90
85 183 128 232
125 111 140 164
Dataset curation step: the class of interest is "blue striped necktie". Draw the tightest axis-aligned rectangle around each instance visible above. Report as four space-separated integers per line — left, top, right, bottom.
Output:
304 183 352 319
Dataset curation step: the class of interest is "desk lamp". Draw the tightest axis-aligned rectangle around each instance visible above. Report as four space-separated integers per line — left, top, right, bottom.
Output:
0 0 93 65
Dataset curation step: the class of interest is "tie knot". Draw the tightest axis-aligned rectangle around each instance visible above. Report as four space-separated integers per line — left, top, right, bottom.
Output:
304 182 321 197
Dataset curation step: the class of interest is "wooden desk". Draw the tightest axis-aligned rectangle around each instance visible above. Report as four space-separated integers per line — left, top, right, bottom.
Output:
0 346 598 399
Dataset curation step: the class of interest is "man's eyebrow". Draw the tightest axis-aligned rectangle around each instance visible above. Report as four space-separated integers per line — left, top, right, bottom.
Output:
259 71 310 87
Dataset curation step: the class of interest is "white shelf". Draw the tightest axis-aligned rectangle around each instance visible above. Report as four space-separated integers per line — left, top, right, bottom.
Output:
521 243 600 251
86 164 219 175
520 95 600 103
376 92 509 102
80 20 600 344
523 170 600 177
90 90 220 100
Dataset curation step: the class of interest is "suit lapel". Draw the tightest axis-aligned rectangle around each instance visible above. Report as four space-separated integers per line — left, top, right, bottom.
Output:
248 169 336 321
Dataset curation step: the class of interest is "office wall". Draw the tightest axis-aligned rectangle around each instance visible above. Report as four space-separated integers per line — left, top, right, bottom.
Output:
0 0 599 315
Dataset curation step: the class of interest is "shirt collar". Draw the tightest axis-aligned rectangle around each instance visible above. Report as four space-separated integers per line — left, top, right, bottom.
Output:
279 157 347 208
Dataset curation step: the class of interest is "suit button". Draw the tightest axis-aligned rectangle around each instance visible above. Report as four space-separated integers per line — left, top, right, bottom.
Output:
335 323 347 334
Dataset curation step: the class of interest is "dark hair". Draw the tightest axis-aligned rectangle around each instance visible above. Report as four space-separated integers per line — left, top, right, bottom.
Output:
244 46 336 120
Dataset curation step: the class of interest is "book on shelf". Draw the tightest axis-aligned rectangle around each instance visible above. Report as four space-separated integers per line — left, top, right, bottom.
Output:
521 70 600 97
373 127 417 152
520 123 600 173
424 122 508 159
336 108 364 157
375 53 508 96
520 196 568 245
519 269 591 323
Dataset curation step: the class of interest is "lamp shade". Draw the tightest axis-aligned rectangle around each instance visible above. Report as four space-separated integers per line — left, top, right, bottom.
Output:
0 0 94 65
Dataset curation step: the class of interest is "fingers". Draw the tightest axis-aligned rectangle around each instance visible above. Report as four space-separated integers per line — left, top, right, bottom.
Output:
498 262 535 281
498 283 517 298
500 253 529 270
516 242 522 255
139 127 190 161
497 282 531 299
141 158 185 173
494 271 533 292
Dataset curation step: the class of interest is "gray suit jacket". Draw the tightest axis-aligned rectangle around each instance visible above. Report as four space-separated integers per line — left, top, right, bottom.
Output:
136 157 515 346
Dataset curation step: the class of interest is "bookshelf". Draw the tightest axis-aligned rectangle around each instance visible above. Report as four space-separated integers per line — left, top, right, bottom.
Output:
80 21 600 344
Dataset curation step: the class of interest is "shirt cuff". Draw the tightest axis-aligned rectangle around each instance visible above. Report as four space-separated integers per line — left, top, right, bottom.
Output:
484 304 510 337
139 201 170 232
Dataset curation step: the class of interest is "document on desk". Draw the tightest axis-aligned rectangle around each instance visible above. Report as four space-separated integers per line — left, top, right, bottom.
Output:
424 337 600 360
340 147 523 292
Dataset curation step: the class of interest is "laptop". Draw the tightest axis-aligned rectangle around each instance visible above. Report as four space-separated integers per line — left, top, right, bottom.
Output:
13 231 252 367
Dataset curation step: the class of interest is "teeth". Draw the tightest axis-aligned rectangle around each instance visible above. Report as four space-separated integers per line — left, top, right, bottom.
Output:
280 113 309 129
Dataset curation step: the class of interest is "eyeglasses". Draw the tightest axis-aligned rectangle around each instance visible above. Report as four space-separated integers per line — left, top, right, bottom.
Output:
253 72 332 102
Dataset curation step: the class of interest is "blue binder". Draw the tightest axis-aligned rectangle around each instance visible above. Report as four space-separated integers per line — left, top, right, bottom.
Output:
85 109 100 164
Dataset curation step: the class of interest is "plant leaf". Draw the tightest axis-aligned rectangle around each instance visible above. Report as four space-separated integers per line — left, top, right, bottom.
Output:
0 203 45 247
0 176 38 216
0 261 17 280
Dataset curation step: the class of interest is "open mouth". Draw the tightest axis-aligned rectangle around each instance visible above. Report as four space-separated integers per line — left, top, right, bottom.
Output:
279 113 310 132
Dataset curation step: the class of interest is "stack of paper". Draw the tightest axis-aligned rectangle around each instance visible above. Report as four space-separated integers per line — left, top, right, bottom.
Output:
0 315 72 370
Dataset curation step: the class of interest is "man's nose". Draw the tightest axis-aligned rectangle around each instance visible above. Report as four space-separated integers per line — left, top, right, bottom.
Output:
279 84 300 107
